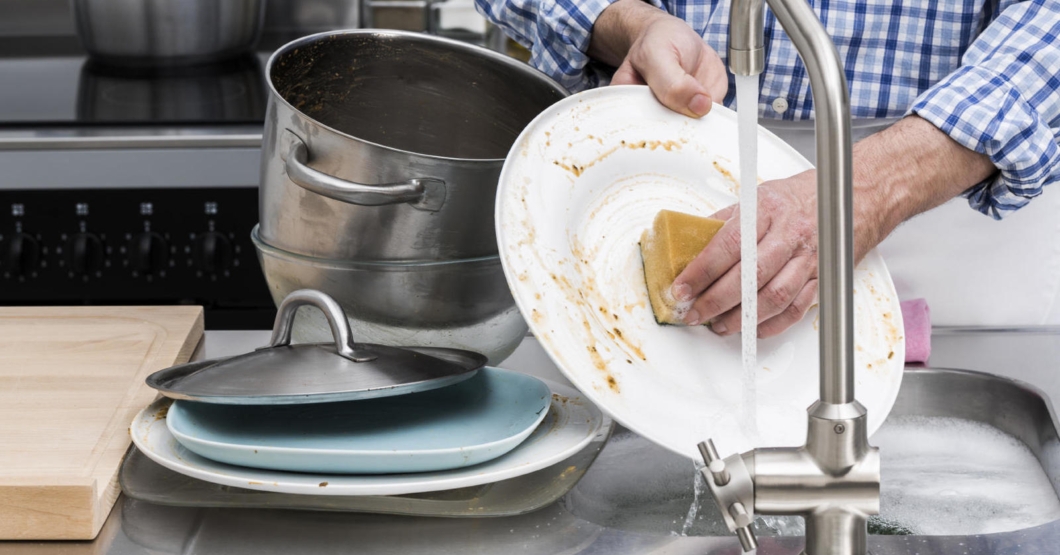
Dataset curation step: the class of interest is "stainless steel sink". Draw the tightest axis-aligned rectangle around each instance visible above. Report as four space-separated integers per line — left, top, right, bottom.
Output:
563 367 1060 551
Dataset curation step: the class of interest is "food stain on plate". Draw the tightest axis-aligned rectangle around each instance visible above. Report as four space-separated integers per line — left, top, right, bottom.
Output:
568 236 647 365
551 138 688 178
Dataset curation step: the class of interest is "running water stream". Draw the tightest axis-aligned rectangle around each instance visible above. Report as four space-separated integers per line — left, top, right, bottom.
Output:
735 74 760 435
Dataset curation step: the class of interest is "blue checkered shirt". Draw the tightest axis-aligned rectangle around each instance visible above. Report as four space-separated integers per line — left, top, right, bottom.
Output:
475 0 1060 219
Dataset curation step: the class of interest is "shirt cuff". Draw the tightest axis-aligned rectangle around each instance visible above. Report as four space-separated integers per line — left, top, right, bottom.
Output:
910 65 1060 220
527 0 622 92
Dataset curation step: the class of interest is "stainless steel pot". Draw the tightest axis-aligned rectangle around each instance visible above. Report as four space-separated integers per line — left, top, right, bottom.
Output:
252 226 528 364
71 0 266 66
259 30 567 262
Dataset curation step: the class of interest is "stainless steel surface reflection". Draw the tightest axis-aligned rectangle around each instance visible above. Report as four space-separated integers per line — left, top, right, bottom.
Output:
118 417 613 515
76 55 267 123
71 0 267 66
7 330 1060 555
147 289 486 404
252 227 528 364
566 367 1060 538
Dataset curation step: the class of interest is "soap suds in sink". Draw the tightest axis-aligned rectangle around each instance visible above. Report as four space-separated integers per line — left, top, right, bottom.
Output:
872 415 1060 535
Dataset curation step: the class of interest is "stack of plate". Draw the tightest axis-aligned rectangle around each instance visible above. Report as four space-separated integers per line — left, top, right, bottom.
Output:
132 290 606 498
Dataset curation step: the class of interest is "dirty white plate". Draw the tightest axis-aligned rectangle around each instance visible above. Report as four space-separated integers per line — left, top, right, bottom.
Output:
496 85 905 458
131 378 604 496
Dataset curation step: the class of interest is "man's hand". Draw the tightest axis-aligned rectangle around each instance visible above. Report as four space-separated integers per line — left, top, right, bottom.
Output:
672 172 820 337
671 116 997 338
588 0 727 117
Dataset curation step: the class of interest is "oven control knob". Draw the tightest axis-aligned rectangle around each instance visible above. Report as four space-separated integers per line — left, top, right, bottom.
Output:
196 232 232 274
131 232 168 275
69 233 104 275
6 233 40 276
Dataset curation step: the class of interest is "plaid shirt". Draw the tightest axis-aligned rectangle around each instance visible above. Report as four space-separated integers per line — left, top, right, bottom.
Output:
475 0 1060 219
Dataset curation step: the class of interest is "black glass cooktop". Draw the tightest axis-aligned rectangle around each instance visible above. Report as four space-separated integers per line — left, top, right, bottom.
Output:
0 38 268 127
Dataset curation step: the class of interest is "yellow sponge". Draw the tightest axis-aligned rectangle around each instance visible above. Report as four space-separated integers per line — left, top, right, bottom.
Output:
639 210 726 324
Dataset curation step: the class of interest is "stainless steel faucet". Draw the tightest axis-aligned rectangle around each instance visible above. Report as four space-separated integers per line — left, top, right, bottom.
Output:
696 0 880 553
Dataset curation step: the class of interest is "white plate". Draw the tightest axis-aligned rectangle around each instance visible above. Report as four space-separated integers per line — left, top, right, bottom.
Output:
131 378 604 496
496 86 905 458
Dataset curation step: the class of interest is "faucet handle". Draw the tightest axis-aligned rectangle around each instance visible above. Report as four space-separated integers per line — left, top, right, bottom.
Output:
697 440 757 553
729 502 758 552
698 439 732 485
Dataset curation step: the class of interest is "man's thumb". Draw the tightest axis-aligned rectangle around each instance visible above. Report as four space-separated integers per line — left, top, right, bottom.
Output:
636 56 712 117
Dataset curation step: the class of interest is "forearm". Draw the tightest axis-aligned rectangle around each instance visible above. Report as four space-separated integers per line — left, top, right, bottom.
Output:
851 115 996 262
908 0 1060 219
586 0 667 67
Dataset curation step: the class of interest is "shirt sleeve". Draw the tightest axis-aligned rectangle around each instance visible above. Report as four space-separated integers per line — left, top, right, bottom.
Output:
474 0 625 92
909 0 1060 219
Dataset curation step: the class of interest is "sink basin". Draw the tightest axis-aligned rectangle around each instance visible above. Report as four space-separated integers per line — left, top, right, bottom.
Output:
564 368 1060 540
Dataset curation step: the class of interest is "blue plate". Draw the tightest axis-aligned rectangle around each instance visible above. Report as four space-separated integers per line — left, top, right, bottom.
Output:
166 367 551 474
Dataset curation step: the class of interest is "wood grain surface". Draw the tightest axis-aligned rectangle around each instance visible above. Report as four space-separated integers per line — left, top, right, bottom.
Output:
0 306 203 540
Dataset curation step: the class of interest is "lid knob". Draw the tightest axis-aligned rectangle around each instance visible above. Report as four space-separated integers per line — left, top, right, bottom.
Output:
267 289 376 362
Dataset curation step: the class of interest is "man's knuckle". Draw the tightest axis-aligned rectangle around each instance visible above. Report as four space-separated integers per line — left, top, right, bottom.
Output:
756 259 774 283
754 253 780 283
780 304 804 323
789 219 817 244
762 282 793 311
720 230 741 253
790 281 818 314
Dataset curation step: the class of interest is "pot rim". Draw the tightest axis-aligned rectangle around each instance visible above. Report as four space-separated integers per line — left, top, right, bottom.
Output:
252 225 501 269
264 29 568 164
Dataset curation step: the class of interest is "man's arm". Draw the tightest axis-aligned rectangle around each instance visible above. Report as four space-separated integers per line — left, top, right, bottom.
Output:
674 0 1060 337
671 116 996 336
909 0 1060 219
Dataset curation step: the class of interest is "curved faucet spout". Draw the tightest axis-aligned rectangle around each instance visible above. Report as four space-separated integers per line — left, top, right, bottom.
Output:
705 1 872 554
766 0 855 406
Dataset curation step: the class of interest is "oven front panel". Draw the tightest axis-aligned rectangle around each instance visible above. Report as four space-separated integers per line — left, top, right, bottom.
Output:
0 186 275 328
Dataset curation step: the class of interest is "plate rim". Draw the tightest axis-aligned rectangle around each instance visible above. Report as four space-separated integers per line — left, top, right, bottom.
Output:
164 367 552 458
494 85 906 459
130 376 605 496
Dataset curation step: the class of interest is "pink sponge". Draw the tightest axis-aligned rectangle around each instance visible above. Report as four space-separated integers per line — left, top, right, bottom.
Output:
900 299 931 363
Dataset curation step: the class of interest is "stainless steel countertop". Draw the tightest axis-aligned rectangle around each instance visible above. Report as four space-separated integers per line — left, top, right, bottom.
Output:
4 328 1059 555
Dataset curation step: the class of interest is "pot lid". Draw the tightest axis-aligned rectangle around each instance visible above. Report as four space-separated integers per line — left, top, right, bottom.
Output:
146 290 486 405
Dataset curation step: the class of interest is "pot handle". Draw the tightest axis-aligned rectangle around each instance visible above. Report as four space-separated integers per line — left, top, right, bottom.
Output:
283 131 446 212
267 289 377 362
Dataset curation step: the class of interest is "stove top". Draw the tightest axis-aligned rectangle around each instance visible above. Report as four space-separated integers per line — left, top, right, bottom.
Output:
0 39 277 329
0 46 268 128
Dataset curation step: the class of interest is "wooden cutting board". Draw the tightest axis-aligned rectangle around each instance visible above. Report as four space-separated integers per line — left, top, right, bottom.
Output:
0 306 204 540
